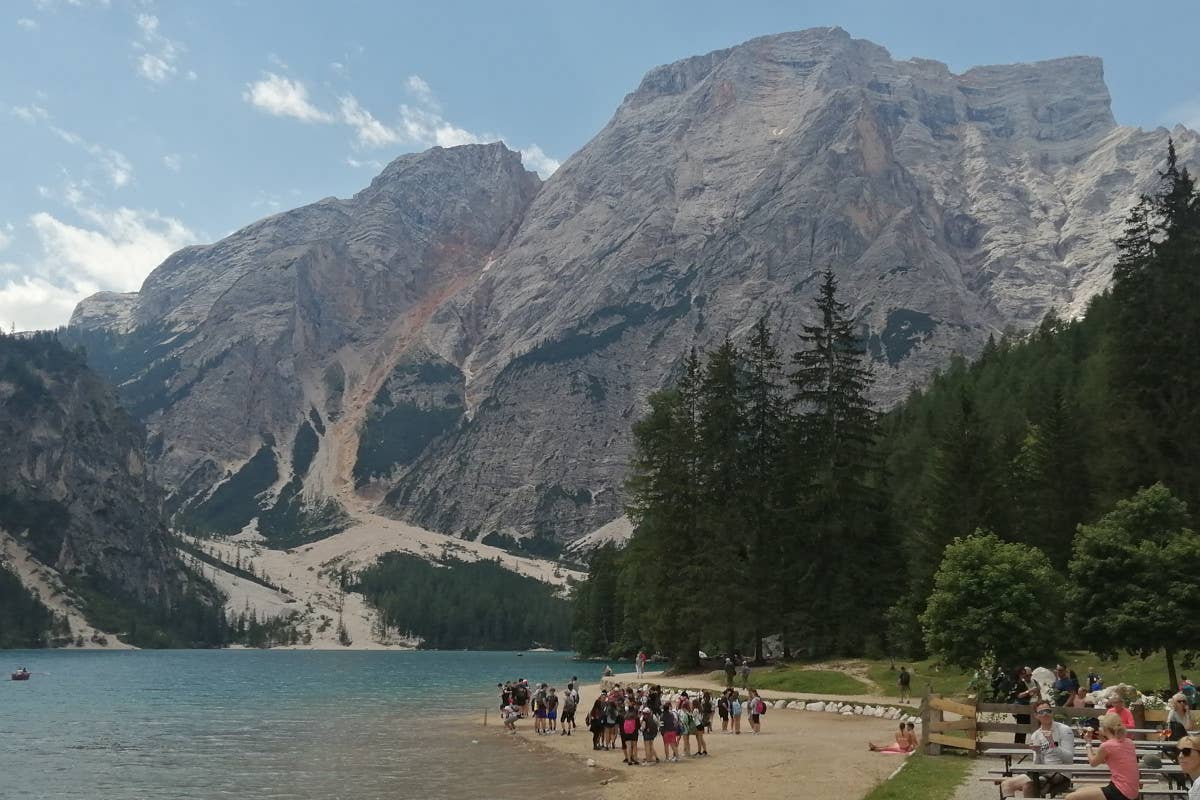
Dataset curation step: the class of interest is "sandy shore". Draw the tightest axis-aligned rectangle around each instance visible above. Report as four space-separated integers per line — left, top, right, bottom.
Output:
480 680 913 800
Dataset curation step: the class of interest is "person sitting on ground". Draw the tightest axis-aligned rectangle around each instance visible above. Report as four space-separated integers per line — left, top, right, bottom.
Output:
904 722 918 750
1064 712 1138 800
502 703 521 733
1052 664 1075 706
869 722 913 754
1174 734 1200 800
999 701 1074 798
1067 686 1091 709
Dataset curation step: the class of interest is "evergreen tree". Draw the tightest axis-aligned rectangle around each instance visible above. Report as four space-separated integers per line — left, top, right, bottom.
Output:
788 269 883 654
740 318 789 661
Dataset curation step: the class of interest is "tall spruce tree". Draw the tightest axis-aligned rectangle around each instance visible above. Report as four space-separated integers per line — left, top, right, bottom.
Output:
1110 140 1200 512
740 318 789 661
788 269 883 654
622 352 705 664
696 338 750 656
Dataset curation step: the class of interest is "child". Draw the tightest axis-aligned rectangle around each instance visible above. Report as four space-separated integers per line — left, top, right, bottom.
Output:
560 688 576 736
660 701 681 763
640 708 660 764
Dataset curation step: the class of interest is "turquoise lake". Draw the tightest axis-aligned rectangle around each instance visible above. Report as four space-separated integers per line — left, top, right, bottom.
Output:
0 650 610 799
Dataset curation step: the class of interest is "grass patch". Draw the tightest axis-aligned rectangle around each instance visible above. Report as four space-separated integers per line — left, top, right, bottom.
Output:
866 659 974 699
706 667 871 695
861 753 971 800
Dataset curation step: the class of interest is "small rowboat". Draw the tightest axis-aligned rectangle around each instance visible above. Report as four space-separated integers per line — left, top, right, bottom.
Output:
11 671 30 681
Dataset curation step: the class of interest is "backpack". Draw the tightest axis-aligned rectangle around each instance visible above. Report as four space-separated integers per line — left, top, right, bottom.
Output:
661 710 676 732
622 716 637 735
755 698 767 715
643 715 658 736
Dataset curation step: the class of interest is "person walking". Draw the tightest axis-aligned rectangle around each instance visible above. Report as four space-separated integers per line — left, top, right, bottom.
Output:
724 658 736 688
739 659 751 688
636 649 647 679
897 666 911 703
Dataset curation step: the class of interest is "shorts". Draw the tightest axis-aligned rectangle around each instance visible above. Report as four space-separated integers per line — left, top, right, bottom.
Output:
662 732 678 746
547 711 557 721
562 711 575 723
534 710 546 719
620 732 638 743
643 732 657 741
1101 783 1136 800
750 714 760 724
718 711 728 720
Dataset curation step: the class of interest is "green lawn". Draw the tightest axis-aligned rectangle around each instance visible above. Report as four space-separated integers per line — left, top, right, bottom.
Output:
706 667 871 695
860 754 972 800
865 659 973 699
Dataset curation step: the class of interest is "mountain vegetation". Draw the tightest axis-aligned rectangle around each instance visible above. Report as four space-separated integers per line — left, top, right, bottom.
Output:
572 145 1200 686
354 553 572 650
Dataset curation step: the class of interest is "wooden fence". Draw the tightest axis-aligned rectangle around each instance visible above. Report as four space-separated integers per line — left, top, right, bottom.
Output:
920 692 1196 755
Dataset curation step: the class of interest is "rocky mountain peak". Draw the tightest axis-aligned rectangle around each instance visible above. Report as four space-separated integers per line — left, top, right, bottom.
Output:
68 30 1198 551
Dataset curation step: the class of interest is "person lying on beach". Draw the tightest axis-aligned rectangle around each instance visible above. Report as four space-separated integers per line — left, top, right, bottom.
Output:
868 722 913 754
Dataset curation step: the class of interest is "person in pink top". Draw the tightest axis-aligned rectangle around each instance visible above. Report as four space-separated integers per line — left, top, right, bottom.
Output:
1065 712 1138 800
1104 696 1135 730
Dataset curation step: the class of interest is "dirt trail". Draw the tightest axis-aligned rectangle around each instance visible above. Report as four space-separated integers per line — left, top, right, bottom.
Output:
620 670 911 709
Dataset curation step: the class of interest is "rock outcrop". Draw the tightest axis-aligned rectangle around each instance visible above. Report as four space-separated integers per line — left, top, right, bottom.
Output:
69 28 1198 547
0 332 184 605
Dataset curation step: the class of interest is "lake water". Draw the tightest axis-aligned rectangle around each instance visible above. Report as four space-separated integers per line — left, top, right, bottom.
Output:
0 650 612 800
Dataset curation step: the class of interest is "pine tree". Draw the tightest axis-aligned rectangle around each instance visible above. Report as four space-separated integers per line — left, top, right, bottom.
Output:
788 269 883 654
740 318 789 661
1110 140 1200 512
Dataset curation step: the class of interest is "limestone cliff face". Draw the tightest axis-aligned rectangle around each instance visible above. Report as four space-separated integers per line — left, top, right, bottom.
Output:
69 144 541 543
0 333 181 603
70 29 1198 546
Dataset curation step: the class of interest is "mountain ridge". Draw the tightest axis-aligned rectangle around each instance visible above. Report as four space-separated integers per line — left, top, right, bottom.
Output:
68 28 1199 548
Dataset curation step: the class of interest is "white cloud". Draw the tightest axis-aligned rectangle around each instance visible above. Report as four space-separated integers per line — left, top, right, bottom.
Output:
16 17 38 30
132 13 186 85
346 156 383 170
339 95 401 147
162 153 182 172
50 126 133 188
243 73 333 122
0 197 196 331
519 144 561 178
330 61 347 76
0 226 11 251
0 274 86 332
405 75 438 109
31 205 195 290
10 104 49 123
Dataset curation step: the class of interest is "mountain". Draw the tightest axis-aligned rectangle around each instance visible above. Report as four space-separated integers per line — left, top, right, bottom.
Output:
68 27 1198 550
0 332 218 646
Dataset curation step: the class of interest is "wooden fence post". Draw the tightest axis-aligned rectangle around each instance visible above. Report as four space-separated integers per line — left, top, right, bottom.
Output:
922 690 942 755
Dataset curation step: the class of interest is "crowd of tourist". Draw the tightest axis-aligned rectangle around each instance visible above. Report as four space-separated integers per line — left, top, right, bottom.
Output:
496 673 776 766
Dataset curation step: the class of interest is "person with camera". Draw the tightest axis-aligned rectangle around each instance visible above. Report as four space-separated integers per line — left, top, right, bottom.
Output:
1064 712 1138 800
999 701 1074 798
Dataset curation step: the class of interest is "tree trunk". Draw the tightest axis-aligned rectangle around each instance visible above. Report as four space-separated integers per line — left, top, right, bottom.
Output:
1166 646 1179 693
754 628 764 665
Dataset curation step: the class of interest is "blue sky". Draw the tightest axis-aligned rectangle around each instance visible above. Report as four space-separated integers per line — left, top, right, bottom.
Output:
1 0 1197 331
